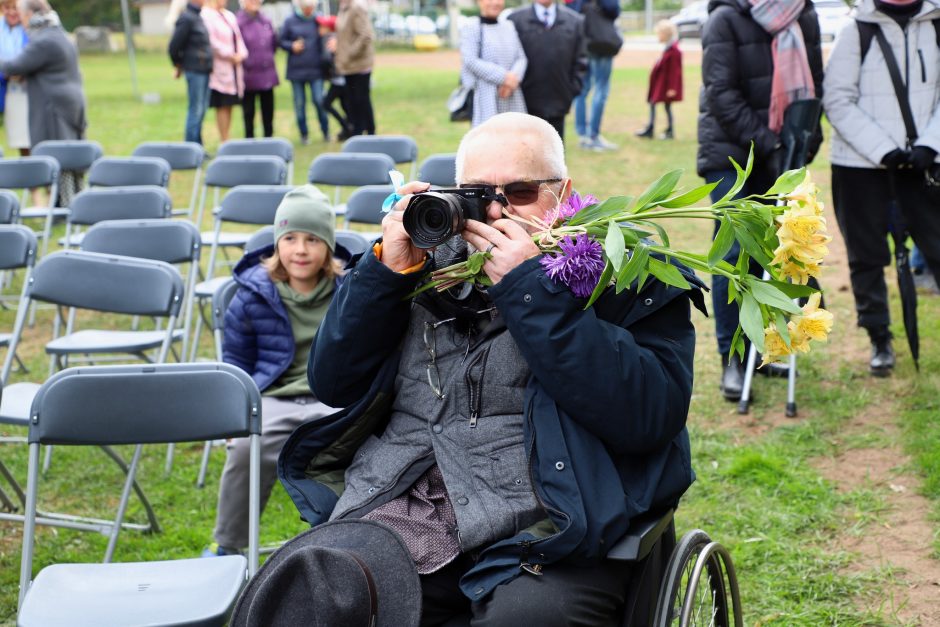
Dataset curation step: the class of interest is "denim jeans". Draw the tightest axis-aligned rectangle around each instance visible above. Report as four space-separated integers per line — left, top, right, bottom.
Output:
291 79 329 140
184 71 210 144
574 55 613 139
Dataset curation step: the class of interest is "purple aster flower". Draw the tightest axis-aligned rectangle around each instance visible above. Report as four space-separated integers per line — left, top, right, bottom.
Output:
558 191 599 220
540 234 606 298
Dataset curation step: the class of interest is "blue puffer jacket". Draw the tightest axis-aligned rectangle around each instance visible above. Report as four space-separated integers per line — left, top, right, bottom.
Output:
279 12 323 82
279 247 707 600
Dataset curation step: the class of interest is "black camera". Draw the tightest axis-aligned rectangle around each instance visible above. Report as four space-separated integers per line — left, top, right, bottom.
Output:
403 186 497 249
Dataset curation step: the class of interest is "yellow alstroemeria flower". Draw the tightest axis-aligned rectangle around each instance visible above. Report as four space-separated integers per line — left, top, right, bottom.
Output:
778 260 822 285
787 171 818 205
771 234 831 267
761 326 793 366
776 203 829 247
790 292 834 343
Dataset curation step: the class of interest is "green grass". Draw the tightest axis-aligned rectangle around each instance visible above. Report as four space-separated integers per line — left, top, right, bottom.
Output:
2 46 940 625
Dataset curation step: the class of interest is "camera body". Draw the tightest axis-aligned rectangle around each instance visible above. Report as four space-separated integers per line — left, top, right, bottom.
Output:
403 186 491 249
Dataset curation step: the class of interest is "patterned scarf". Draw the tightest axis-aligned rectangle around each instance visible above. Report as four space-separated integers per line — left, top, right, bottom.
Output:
748 0 815 133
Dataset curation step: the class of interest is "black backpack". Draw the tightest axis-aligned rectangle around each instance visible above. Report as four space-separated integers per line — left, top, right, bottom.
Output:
583 0 623 57
856 17 940 61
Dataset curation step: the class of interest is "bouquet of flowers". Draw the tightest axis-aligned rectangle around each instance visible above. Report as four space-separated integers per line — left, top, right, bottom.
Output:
415 151 834 366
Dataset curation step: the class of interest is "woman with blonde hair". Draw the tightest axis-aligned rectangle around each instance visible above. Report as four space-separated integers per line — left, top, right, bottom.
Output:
202 0 247 142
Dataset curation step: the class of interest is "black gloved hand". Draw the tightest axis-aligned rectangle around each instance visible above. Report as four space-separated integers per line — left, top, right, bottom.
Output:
909 146 938 171
881 148 912 170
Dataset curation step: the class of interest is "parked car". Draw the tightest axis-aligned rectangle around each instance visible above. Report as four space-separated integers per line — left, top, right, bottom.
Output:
671 0 709 39
814 0 854 41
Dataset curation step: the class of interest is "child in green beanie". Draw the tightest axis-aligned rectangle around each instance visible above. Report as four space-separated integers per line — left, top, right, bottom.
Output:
204 184 346 557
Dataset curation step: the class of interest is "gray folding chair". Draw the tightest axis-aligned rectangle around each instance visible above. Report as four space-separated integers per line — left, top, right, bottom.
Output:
343 183 393 242
335 229 371 259
0 251 185 555
193 155 288 230
1 156 62 257
307 152 395 215
189 185 292 362
217 137 294 183
195 279 240 488
418 153 457 187
132 141 207 218
0 225 38 385
32 139 104 180
87 156 172 189
341 134 419 179
59 185 173 248
16 362 262 625
0 188 19 224
245 225 274 253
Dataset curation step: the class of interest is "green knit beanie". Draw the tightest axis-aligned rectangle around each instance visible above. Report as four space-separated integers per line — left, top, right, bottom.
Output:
273 184 336 252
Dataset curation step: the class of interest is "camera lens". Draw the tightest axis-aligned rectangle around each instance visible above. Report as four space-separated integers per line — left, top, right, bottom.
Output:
403 192 466 248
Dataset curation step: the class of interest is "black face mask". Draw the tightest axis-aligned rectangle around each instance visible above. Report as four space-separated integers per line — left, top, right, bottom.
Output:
875 0 923 21
480 16 498 24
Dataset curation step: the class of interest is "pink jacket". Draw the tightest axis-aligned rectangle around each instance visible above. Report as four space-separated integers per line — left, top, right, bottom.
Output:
202 7 248 97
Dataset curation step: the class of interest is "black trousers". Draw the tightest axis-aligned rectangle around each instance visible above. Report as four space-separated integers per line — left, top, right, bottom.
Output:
542 115 566 142
420 554 632 627
325 81 352 136
832 165 940 330
242 88 274 138
345 72 375 135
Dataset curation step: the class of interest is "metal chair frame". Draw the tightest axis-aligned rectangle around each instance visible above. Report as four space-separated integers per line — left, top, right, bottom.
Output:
132 141 207 219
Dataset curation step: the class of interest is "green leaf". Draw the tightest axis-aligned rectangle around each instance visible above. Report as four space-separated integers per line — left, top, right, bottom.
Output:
465 252 488 274
637 266 650 291
631 170 683 212
747 278 803 314
616 241 649 293
647 257 691 290
732 222 772 268
619 226 641 248
605 219 626 273
765 167 806 196
584 260 613 309
658 181 720 208
633 219 671 248
774 313 791 347
566 195 632 227
739 292 765 353
708 216 734 267
730 326 745 362
764 279 817 300
716 144 756 205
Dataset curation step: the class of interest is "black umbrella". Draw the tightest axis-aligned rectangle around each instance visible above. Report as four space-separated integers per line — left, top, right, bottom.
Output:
887 190 920 370
780 98 823 174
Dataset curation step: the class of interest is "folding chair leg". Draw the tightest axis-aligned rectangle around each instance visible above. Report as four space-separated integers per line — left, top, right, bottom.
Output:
103 444 144 563
786 353 798 417
99 445 161 535
0 459 26 510
0 484 16 512
197 440 212 488
41 444 53 475
165 443 175 476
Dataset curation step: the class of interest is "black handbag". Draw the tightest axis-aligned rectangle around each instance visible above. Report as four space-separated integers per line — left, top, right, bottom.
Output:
449 24 483 122
583 0 623 57
870 24 940 201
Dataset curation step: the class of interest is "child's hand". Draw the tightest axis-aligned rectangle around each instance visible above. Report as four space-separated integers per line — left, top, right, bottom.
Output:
666 89 677 99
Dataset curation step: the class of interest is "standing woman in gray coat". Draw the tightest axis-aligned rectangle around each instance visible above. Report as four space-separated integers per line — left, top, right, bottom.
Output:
460 0 527 127
0 0 86 146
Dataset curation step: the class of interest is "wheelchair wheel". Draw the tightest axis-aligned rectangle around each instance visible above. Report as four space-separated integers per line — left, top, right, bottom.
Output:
652 529 742 627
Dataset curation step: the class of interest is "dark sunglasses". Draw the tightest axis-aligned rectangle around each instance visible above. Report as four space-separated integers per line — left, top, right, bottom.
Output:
459 178 563 206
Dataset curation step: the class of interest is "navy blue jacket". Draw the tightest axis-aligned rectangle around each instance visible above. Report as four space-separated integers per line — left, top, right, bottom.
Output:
279 248 705 600
279 13 323 82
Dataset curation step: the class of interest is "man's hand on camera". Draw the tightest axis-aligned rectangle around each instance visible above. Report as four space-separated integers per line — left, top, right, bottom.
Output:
381 181 431 273
462 219 540 285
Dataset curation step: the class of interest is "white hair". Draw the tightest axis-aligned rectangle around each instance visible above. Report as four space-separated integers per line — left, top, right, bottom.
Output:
17 0 49 15
165 0 188 28
294 0 316 8
455 112 567 183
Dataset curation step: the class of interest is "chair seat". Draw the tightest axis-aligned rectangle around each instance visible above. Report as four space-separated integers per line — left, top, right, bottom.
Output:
0 382 40 426
0 331 9 346
57 231 86 247
19 206 70 219
201 230 251 248
45 329 184 355
194 276 234 299
334 203 347 216
18 555 248 627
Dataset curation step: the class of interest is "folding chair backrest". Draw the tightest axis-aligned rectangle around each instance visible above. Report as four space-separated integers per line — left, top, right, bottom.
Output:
0 156 60 190
217 138 293 166
217 185 292 225
27 362 261 445
88 157 172 188
245 225 274 252
81 219 201 266
67 186 173 227
418 153 457 187
212 280 241 335
0 189 19 223
27 250 184 317
307 152 396 187
32 140 104 172
204 156 288 188
345 184 394 226
341 135 418 166
0 224 37 270
335 229 370 259
132 142 206 171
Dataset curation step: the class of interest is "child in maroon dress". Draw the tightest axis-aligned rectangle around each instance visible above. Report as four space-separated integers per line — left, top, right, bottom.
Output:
636 20 682 139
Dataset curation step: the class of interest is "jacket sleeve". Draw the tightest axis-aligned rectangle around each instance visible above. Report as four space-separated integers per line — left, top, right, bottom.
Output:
168 15 192 66
279 20 295 52
222 289 260 377
461 24 507 86
0 37 53 77
308 250 428 408
570 15 589 96
489 260 696 456
822 22 898 166
235 21 249 59
701 10 779 157
803 9 825 162
345 5 374 64
509 23 528 79
665 47 682 98
916 23 940 155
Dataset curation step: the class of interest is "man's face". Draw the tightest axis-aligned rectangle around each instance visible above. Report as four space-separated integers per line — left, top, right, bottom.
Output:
534 0 554 7
459 131 569 233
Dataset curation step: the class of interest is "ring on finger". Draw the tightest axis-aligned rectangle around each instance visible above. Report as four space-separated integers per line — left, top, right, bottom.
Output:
485 243 496 254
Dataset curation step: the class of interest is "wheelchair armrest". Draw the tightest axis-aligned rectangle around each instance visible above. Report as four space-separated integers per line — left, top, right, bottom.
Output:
606 508 675 562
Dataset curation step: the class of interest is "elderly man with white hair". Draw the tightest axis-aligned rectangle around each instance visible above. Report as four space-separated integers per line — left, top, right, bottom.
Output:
0 0 85 146
277 112 705 625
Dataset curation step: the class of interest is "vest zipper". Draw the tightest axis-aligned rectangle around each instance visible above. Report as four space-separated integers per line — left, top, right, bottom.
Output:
465 348 489 428
918 48 927 82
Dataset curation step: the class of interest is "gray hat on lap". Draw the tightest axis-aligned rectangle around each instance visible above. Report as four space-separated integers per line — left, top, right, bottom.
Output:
231 519 422 627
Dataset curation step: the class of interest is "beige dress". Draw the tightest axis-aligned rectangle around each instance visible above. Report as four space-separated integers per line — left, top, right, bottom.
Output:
5 78 30 149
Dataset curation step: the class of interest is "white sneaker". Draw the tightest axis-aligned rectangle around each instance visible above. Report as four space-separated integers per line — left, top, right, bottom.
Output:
590 135 618 151
578 135 593 150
